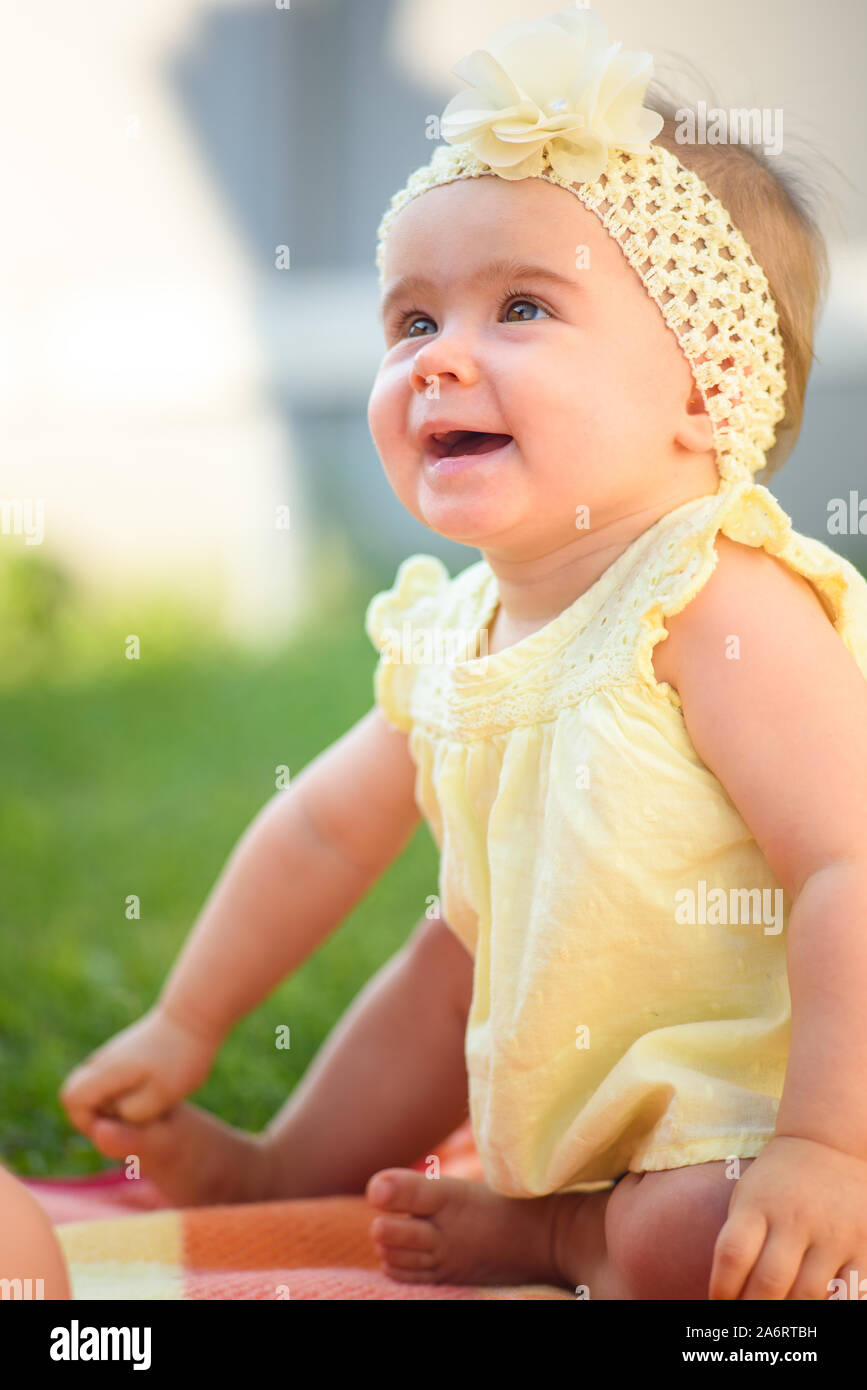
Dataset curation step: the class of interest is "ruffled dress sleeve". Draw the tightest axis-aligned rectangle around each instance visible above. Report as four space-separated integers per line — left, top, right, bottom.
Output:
364 553 451 733
632 477 867 707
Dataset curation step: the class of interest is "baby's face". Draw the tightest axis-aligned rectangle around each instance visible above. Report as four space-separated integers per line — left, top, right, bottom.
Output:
369 174 715 554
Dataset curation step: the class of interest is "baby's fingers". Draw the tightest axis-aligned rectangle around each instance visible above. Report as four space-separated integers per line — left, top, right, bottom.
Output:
788 1245 857 1301
59 1059 146 1134
110 1079 174 1124
708 1209 768 1301
738 1229 807 1301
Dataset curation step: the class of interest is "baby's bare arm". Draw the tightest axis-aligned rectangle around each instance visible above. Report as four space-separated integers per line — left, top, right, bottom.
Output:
659 536 867 1155
156 706 422 1045
61 707 422 1131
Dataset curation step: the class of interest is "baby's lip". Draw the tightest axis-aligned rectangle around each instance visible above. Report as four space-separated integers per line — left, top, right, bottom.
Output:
421 426 514 459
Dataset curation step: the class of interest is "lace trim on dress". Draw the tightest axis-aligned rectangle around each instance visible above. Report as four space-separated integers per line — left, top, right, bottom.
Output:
364 479 867 741
634 479 867 711
364 554 452 733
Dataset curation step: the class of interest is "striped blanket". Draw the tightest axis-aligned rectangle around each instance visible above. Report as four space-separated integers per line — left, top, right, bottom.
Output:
23 1119 571 1300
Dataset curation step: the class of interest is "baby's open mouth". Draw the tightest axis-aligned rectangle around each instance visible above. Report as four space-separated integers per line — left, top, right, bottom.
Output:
429 430 514 458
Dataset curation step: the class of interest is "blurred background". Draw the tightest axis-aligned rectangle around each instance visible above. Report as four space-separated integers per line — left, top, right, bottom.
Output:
2 0 865 1173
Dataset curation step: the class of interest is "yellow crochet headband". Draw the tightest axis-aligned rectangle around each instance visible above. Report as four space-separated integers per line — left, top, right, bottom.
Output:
374 8 787 489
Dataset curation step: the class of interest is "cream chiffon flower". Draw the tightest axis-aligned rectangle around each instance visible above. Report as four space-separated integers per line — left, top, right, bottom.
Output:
439 7 664 184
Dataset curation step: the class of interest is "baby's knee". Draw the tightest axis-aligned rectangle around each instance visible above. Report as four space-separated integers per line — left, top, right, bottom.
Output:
607 1160 751 1301
0 1163 71 1300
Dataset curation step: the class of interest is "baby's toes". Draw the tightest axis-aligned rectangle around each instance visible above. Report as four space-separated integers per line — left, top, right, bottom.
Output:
371 1217 439 1279
90 1114 175 1167
89 1117 144 1161
380 1246 439 1276
366 1167 445 1217
371 1213 437 1254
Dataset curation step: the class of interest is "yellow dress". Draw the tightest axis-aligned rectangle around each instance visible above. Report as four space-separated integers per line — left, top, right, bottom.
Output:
364 475 867 1196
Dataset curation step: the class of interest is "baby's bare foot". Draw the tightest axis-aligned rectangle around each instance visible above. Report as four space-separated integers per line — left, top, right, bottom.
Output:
365 1167 574 1287
89 1102 275 1208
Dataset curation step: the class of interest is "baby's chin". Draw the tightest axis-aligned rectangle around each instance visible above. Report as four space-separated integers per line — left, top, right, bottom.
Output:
415 487 529 549
413 445 530 541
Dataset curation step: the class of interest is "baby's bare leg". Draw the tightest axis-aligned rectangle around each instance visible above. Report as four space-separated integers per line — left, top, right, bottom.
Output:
0 1162 71 1299
366 1156 756 1297
260 912 474 1197
558 1159 758 1298
88 912 475 1206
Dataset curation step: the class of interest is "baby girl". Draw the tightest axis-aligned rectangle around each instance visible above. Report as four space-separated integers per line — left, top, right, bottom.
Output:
57 9 867 1300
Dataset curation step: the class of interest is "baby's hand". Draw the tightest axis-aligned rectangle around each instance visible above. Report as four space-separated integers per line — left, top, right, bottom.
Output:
709 1134 867 1300
59 1006 218 1136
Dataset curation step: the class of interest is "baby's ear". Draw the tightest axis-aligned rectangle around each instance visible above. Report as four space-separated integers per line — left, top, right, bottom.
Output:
685 379 708 416
675 380 715 452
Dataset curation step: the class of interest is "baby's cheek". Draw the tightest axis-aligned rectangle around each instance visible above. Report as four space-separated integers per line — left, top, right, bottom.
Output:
366 373 394 449
373 352 423 435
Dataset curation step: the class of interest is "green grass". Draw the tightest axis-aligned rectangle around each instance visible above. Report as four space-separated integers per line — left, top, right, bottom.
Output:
0 585 438 1176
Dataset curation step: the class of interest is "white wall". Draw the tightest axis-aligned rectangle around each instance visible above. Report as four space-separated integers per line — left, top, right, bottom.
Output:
0 0 309 641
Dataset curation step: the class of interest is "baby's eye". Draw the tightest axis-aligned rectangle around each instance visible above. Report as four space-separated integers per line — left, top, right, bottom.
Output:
392 289 552 340
399 313 436 339
501 294 551 324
